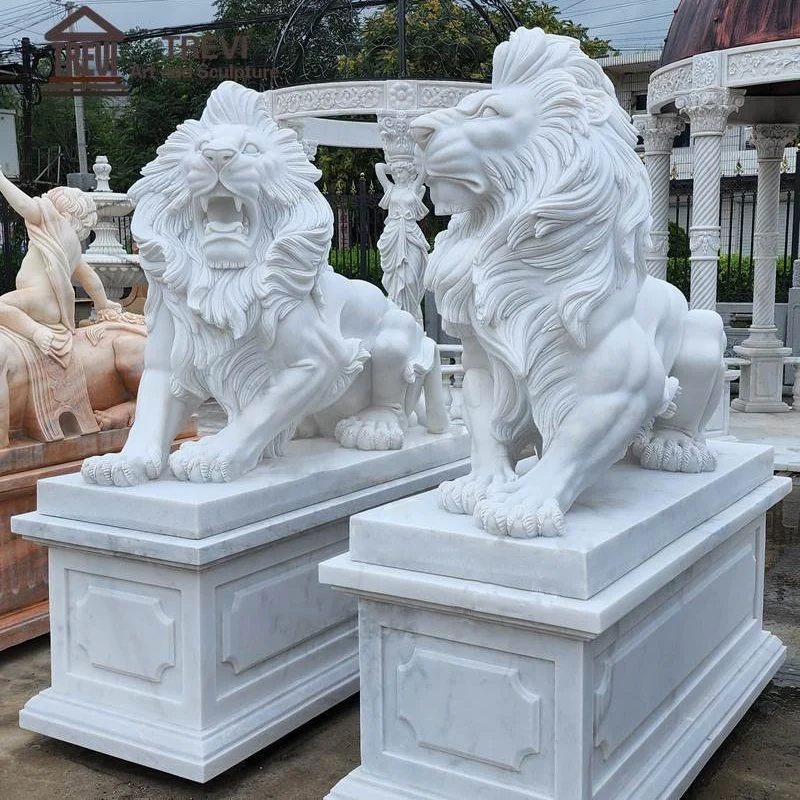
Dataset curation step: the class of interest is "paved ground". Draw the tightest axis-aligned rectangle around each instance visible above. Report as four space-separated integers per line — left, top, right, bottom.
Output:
0 492 798 799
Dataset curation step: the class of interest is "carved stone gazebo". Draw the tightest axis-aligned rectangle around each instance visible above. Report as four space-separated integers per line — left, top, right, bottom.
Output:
638 0 800 412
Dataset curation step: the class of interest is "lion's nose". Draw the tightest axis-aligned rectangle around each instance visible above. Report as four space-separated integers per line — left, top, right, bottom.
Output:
409 118 436 148
202 147 236 170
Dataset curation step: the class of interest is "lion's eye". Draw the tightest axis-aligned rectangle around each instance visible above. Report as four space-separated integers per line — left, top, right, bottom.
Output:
243 143 260 154
479 105 500 118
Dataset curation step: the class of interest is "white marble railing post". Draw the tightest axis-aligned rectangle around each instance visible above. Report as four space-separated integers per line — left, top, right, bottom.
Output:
732 125 797 412
633 113 685 281
675 88 745 310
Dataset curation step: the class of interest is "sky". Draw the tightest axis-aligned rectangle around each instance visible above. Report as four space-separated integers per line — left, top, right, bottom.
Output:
0 0 678 52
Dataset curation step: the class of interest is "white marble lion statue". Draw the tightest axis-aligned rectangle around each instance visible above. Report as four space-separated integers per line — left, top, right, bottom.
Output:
82 81 447 486
411 27 726 538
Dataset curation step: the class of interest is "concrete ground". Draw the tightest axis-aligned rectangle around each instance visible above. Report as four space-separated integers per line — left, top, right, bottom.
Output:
0 476 798 798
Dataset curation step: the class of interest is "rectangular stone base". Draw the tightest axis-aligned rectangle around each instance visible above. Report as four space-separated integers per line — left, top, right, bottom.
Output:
321 445 789 800
14 430 468 782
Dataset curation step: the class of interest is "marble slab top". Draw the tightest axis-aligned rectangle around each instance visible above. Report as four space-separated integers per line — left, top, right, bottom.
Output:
349 441 775 600
34 427 469 539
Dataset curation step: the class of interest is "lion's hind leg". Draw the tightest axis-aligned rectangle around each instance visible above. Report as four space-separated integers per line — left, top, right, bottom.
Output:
335 308 420 451
632 309 725 474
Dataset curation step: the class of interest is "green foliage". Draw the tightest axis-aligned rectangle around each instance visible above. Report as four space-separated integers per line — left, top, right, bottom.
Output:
338 0 611 81
667 253 793 304
668 221 689 259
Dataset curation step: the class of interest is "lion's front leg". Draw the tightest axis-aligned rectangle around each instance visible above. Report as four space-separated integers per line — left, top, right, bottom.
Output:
82 298 198 487
170 326 368 483
82 366 198 486
439 336 516 515
475 321 667 537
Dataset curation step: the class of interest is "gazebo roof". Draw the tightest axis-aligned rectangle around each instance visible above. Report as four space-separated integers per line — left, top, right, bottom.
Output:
660 0 800 67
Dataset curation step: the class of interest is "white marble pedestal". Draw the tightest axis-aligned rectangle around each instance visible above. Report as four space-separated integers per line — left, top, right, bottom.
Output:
731 343 792 413
13 428 468 782
320 442 789 800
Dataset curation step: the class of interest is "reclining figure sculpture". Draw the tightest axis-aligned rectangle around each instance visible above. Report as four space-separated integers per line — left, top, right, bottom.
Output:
83 81 447 486
412 27 726 538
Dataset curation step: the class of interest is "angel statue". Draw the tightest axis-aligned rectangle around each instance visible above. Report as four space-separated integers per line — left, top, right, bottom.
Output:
0 169 121 367
375 159 429 324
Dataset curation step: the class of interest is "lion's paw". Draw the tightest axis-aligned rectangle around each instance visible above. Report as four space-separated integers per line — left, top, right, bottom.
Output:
473 494 566 538
438 468 516 515
335 407 404 451
168 438 245 483
81 448 163 486
633 428 716 473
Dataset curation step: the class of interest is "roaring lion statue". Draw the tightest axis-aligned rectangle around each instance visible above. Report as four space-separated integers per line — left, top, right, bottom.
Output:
411 28 726 538
82 81 447 486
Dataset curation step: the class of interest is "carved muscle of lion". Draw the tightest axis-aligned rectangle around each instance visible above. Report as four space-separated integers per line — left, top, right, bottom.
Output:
411 28 726 538
82 81 447 486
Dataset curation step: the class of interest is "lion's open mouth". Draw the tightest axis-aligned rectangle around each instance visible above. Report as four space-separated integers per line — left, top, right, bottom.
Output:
197 193 256 268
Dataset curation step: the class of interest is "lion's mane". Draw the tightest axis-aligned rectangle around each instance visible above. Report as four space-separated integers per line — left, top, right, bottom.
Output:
427 28 651 452
129 81 333 416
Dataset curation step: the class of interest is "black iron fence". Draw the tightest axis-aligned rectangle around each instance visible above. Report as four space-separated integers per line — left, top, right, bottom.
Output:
668 175 797 303
0 195 27 294
10 174 793 307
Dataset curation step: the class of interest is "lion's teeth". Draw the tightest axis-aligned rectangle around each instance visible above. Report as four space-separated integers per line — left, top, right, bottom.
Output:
234 197 242 212
200 196 209 213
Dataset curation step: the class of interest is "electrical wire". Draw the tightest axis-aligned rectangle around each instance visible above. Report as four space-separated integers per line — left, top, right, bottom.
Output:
589 12 673 32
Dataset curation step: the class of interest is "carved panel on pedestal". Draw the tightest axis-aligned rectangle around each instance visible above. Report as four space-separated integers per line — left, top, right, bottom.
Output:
381 627 555 797
397 648 541 770
593 528 758 762
219 552 355 678
74 585 176 682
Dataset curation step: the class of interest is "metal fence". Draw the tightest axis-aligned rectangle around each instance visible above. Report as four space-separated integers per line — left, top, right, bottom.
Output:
12 174 795 307
668 175 798 303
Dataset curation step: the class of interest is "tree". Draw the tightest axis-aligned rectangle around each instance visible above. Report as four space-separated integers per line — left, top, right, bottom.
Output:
338 0 613 81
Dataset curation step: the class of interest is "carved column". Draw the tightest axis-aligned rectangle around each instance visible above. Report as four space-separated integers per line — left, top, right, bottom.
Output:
732 124 796 412
376 111 429 322
634 113 685 281
675 88 745 310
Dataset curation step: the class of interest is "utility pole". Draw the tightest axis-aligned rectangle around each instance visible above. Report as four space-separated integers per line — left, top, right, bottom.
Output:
19 38 34 187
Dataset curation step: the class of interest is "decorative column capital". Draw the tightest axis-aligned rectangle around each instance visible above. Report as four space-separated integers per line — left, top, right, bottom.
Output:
633 113 684 155
675 88 745 135
377 110 421 167
751 124 798 161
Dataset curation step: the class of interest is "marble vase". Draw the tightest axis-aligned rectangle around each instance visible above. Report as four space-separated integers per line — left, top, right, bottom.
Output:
14 428 468 782
321 441 788 800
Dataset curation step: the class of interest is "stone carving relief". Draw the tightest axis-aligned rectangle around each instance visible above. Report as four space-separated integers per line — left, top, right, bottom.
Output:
728 44 800 82
647 64 692 108
689 229 722 257
691 53 719 89
83 81 448 487
273 83 385 116
376 112 429 324
0 170 146 449
413 28 726 538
